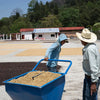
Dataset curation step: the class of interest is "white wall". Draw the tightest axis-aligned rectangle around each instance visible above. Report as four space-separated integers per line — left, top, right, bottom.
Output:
16 34 20 40
35 33 57 40
21 31 58 40
21 32 32 40
25 33 32 40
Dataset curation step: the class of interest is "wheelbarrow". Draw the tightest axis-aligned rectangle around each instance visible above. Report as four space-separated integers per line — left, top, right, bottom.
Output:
4 59 72 100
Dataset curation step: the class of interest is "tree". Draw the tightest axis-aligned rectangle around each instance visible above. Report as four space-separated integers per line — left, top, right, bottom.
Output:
53 3 59 15
79 1 100 27
36 14 62 28
11 8 23 17
0 18 10 34
0 25 9 34
58 8 80 27
27 0 59 25
0 17 10 26
92 22 100 39
45 1 50 16
9 8 23 24
28 0 37 12
27 1 44 23
53 0 65 6
90 8 100 25
79 2 91 27
10 17 33 33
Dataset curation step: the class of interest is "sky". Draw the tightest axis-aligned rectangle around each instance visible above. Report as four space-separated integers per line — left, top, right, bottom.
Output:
0 0 52 19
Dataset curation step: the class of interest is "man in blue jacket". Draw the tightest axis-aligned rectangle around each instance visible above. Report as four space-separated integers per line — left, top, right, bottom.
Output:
44 33 68 72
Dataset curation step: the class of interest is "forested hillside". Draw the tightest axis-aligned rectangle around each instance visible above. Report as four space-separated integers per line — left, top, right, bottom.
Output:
0 0 100 38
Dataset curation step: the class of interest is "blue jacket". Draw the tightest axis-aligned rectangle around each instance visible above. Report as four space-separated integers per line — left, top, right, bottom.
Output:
45 34 68 67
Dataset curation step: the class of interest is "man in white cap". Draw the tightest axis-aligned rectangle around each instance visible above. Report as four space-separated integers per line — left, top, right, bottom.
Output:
76 28 100 100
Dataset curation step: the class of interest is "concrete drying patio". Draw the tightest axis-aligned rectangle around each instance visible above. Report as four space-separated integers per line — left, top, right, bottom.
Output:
0 39 100 100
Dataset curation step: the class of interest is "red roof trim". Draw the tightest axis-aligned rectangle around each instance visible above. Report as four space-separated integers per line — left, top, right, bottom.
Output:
20 28 34 32
34 27 59 29
59 27 84 31
20 27 84 32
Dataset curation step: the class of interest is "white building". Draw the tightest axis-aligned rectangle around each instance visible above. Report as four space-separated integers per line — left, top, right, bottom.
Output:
20 28 34 40
20 27 84 40
33 28 59 40
20 28 59 40
0 33 20 40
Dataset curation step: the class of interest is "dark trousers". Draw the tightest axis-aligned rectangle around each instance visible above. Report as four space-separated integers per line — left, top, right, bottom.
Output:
83 75 100 100
47 66 57 72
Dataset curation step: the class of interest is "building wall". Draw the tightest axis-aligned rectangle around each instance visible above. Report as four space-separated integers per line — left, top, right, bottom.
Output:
60 30 82 39
25 33 32 40
21 32 32 40
35 33 57 40
16 34 20 40
20 32 57 40
20 27 84 40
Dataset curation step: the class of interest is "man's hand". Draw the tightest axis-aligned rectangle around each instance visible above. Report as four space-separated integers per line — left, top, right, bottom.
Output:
44 57 48 61
91 83 97 96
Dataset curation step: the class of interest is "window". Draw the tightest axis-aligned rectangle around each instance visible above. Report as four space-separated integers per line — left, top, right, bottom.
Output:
51 34 55 37
38 35 42 37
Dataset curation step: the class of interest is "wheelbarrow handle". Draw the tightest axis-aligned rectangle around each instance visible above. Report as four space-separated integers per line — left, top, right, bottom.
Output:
32 59 72 75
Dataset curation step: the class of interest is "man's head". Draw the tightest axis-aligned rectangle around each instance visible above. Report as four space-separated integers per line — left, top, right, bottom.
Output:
61 40 67 45
59 33 68 45
76 28 97 43
81 40 88 46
